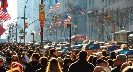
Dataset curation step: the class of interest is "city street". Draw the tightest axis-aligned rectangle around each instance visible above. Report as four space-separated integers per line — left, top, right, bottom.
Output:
0 0 133 72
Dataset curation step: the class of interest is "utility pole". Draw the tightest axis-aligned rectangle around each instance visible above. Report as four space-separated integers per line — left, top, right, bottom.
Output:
39 0 45 46
23 6 26 44
16 24 18 42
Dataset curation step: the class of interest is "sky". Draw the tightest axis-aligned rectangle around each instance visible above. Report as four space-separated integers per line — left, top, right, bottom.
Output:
1 0 17 39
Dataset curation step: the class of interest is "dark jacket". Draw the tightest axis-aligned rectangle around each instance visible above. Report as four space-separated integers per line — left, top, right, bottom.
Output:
68 59 95 72
111 65 121 72
25 61 41 72
35 66 47 72
0 66 6 72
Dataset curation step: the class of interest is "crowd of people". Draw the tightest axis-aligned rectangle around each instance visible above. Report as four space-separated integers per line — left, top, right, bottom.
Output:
0 43 133 72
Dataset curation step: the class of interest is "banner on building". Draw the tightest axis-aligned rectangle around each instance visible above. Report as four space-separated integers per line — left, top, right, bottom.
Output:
39 4 46 21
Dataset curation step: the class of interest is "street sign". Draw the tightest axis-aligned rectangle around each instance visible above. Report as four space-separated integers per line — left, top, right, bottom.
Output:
67 24 71 28
40 21 44 28
19 29 24 33
39 13 46 21
39 4 45 21
39 4 45 13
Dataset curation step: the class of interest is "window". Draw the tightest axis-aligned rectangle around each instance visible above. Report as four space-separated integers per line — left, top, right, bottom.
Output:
89 0 91 5
130 11 133 25
102 8 104 12
92 0 94 4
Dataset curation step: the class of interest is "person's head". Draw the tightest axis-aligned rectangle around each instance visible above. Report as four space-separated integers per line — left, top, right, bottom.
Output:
93 66 106 72
102 50 107 56
11 55 19 62
120 62 130 72
63 58 72 66
40 57 48 66
0 57 4 67
78 50 88 60
20 56 27 63
10 62 24 72
32 53 40 61
46 58 62 72
96 59 106 66
115 54 127 66
107 59 114 67
122 66 133 72
49 48 58 56
110 51 116 59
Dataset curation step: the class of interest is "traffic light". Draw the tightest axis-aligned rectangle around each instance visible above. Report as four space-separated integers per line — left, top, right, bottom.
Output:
52 16 54 21
54 16 58 22
24 22 28 28
104 14 110 20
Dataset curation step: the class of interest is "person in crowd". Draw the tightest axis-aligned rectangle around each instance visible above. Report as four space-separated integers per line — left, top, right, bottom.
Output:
7 62 24 72
11 55 20 63
6 49 12 67
88 55 93 63
70 54 77 62
120 62 130 72
25 53 41 72
107 59 114 68
0 57 6 72
128 61 132 66
36 57 48 72
111 54 127 72
93 66 106 72
46 58 62 72
20 56 29 70
110 52 116 60
68 50 95 72
63 56 73 72
48 48 58 59
96 59 106 66
122 66 133 72
57 57 64 67
96 59 111 72
92 56 98 66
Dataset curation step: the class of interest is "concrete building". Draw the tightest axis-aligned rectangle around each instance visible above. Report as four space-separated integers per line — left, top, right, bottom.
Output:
104 0 133 31
86 0 133 42
44 0 87 41
102 0 133 42
86 0 105 41
17 0 44 42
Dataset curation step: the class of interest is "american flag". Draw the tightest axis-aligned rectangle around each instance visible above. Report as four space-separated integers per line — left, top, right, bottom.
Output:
0 9 11 22
77 5 84 14
48 5 53 13
64 19 67 24
56 2 60 11
67 15 71 21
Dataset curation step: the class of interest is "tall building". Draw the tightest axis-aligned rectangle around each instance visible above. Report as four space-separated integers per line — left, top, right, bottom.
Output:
86 0 104 41
44 0 87 41
103 0 133 42
17 0 41 42
104 0 133 31
16 0 88 42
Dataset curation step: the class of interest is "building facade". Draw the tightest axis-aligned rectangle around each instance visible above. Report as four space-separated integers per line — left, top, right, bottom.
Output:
17 0 42 42
86 0 133 42
86 0 105 41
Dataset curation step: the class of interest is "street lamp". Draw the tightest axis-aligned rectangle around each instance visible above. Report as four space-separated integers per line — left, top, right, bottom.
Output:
13 23 18 42
31 30 35 44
